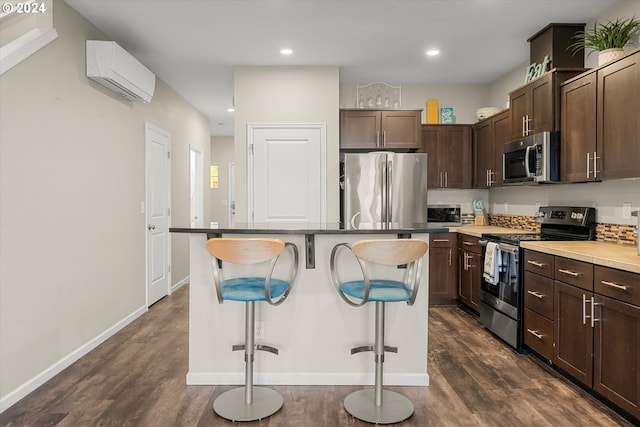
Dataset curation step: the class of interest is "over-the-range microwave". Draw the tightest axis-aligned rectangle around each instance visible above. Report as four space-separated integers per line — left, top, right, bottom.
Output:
503 131 560 184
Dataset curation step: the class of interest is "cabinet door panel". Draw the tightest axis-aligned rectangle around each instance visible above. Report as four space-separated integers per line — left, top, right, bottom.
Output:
458 250 470 305
492 111 510 187
598 53 640 180
561 73 597 182
420 127 441 189
473 120 493 188
554 281 593 387
510 87 528 139
468 251 481 311
429 244 457 305
340 111 380 149
594 295 640 418
530 73 554 133
442 126 471 188
381 111 421 149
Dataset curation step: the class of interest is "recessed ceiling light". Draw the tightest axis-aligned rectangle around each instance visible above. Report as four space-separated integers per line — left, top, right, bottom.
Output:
426 49 440 56
280 47 293 55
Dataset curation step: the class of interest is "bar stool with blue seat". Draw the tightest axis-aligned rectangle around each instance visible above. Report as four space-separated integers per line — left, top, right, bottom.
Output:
206 237 299 422
330 238 428 424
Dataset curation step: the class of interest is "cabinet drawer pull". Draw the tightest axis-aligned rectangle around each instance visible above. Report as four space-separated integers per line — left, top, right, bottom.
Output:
526 329 544 340
527 290 545 299
462 241 474 246
527 260 545 268
558 269 580 277
601 280 628 291
432 239 450 242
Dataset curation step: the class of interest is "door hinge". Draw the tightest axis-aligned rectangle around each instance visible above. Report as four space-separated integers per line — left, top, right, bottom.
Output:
167 151 171 159
168 264 171 273
249 144 254 155
167 208 171 216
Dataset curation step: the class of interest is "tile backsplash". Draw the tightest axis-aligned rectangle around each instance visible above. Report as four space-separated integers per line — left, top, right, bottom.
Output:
489 214 540 232
596 223 638 246
488 214 637 246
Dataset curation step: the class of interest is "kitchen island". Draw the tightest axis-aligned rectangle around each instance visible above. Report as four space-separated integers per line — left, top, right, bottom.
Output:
170 223 445 387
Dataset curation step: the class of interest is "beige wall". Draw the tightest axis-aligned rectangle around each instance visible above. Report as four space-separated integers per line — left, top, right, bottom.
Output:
340 82 490 124
0 0 210 403
234 66 340 222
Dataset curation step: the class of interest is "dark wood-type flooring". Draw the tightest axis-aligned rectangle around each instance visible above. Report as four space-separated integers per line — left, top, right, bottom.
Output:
1 285 633 426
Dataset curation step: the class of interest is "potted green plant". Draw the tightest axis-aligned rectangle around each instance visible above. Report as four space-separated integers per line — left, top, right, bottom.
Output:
569 17 640 65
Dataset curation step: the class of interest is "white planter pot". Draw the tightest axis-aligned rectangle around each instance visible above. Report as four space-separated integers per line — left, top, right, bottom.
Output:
598 48 625 66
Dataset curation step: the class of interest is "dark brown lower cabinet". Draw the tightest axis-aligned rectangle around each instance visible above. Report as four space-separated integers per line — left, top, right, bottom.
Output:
594 295 640 419
524 251 640 422
554 281 593 386
428 233 457 305
457 234 481 312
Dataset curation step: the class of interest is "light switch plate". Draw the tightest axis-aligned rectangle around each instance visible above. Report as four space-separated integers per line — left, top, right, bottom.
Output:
623 202 632 220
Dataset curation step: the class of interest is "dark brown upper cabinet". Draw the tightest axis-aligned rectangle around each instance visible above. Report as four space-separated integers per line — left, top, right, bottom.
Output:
561 50 639 182
340 109 421 150
473 109 510 188
509 69 585 140
419 125 472 189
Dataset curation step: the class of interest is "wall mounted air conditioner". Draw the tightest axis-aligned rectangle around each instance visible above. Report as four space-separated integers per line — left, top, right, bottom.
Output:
86 40 155 103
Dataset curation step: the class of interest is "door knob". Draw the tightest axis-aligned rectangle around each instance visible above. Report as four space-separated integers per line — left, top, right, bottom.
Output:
148 224 156 230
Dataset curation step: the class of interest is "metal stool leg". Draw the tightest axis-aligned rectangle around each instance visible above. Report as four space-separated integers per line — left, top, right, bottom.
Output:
213 301 283 421
344 302 414 424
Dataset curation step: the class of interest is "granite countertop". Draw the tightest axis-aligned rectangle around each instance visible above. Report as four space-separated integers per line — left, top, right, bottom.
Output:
170 222 450 235
521 241 640 274
448 225 538 238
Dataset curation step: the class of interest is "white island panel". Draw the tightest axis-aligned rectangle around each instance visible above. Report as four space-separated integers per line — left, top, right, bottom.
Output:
187 232 430 386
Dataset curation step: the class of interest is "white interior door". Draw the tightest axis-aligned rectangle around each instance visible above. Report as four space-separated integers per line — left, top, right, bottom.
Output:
248 124 326 224
145 123 171 306
228 162 235 226
189 145 204 224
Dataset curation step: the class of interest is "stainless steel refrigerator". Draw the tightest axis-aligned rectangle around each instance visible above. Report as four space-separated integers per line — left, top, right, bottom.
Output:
341 152 428 229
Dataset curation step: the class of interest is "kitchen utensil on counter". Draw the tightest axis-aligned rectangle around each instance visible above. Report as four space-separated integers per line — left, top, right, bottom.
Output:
473 200 488 225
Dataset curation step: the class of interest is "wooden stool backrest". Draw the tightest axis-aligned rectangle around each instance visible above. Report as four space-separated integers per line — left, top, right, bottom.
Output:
351 239 428 266
206 238 285 265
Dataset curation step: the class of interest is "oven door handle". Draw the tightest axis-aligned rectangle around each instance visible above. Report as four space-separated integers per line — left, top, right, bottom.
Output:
498 243 519 254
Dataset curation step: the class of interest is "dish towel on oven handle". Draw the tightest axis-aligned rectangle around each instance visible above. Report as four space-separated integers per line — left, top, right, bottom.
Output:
483 242 500 285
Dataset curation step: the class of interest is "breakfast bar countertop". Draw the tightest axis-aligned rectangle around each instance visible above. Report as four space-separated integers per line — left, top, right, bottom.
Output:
521 240 640 274
170 222 449 235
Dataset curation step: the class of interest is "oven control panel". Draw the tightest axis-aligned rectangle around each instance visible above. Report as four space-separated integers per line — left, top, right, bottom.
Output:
535 206 595 227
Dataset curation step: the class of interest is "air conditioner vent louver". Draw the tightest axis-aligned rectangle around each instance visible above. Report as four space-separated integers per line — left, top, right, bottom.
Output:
86 40 155 103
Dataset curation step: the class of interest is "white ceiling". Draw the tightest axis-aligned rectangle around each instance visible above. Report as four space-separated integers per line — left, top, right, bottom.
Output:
65 0 619 136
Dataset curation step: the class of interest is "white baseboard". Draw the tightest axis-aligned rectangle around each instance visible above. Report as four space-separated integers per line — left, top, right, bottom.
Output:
0 304 147 413
186 372 429 387
171 276 189 293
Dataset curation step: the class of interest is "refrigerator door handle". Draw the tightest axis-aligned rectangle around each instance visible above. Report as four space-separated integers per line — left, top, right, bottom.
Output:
350 212 361 230
387 160 393 225
381 159 387 224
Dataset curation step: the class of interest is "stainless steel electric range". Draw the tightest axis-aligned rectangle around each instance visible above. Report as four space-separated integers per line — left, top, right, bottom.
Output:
478 206 596 353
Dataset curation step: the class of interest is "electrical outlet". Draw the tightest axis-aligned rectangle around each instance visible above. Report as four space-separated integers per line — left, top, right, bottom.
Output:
623 202 632 220
255 321 264 339
504 201 509 213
